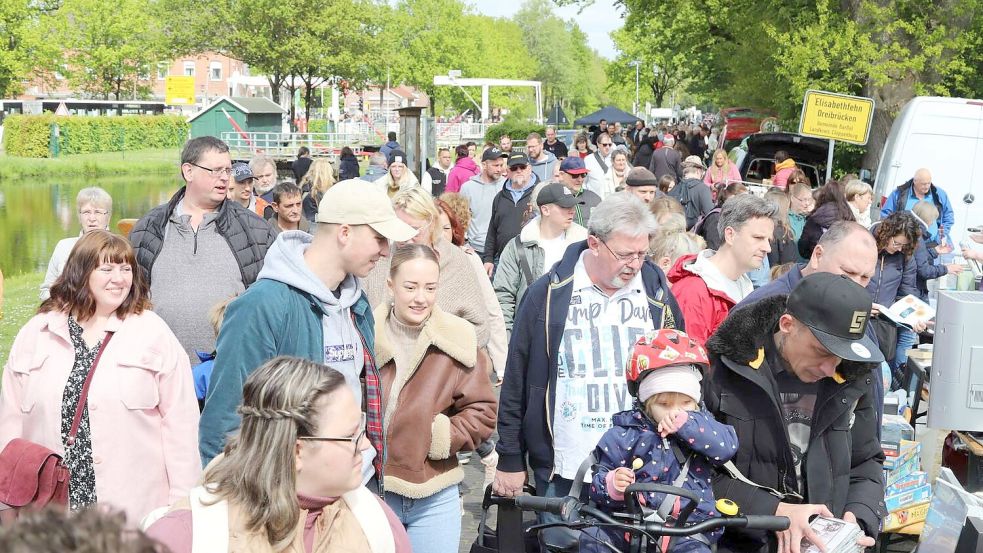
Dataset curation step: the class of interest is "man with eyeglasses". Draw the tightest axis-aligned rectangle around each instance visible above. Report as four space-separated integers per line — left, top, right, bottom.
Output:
494 194 684 532
583 132 614 199
481 152 541 276
668 194 778 345
130 136 276 366
558 156 602 226
881 167 954 244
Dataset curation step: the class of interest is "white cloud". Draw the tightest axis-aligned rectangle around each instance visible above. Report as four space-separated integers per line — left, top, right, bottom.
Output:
471 0 624 59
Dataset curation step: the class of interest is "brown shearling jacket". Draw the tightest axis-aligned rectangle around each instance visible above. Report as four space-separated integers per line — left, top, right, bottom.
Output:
374 305 497 499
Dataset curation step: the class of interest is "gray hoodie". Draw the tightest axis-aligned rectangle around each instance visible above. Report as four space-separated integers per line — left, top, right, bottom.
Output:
460 173 505 254
256 231 376 482
530 150 558 183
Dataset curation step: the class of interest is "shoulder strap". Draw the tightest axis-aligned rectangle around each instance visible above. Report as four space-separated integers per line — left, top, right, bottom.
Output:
342 487 396 553
190 486 230 553
594 151 608 173
518 245 536 287
67 331 114 446
720 460 800 501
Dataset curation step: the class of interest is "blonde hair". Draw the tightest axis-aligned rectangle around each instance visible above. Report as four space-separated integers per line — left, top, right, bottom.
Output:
392 188 441 245
389 243 440 278
209 295 237 336
770 262 796 280
764 188 793 240
844 179 873 202
649 231 702 267
911 200 940 227
203 357 347 548
300 159 335 204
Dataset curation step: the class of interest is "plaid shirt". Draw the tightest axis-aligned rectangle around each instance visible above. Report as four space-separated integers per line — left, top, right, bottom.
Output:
353 312 385 493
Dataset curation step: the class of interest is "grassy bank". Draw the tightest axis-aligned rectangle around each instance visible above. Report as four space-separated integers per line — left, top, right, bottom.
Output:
1 271 43 362
0 149 179 180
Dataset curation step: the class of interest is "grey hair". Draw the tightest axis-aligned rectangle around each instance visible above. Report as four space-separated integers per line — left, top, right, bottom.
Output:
249 154 276 174
817 220 874 250
180 136 229 166
76 187 112 212
588 193 658 241
369 152 387 168
717 193 779 236
662 134 675 146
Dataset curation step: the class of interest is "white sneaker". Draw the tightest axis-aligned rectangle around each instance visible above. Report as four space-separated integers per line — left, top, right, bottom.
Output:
457 451 472 465
480 450 499 490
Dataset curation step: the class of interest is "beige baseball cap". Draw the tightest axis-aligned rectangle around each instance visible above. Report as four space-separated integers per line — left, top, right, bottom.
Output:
315 179 416 242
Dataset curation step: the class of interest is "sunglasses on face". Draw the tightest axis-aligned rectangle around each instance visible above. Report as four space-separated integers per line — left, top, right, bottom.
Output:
509 165 529 172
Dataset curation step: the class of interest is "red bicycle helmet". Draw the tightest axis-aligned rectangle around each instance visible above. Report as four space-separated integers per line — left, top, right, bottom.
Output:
625 329 709 397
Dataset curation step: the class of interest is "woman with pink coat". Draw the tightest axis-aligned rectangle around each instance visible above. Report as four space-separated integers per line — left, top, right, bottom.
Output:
0 230 200 525
703 148 741 188
445 144 480 193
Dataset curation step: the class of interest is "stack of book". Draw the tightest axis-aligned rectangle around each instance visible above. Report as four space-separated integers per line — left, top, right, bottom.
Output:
882 439 931 531
801 517 865 553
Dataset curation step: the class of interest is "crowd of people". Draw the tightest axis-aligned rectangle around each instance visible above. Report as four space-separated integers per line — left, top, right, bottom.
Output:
2 124 982 553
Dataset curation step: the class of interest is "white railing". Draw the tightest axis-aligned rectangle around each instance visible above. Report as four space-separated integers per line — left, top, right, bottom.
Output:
221 132 365 160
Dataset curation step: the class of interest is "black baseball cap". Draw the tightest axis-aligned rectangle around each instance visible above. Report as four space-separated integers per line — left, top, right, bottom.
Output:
786 273 883 363
507 152 530 168
481 147 508 162
537 182 585 209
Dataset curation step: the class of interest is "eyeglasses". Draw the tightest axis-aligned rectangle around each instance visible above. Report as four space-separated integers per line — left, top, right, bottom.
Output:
889 237 910 249
79 209 109 217
564 172 587 179
509 164 529 172
298 413 366 454
600 240 648 264
599 142 613 147
189 162 234 178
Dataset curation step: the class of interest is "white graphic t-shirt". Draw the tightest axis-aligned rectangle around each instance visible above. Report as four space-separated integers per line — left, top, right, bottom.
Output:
552 252 655 480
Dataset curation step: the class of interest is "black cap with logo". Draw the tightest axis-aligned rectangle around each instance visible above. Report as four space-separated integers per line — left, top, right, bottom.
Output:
786 273 884 363
481 147 508 162
507 152 530 168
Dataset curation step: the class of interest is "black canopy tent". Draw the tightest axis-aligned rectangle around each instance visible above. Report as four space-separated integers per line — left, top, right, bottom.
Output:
574 106 642 126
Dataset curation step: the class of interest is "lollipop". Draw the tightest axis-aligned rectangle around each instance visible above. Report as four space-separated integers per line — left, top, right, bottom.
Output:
632 458 644 470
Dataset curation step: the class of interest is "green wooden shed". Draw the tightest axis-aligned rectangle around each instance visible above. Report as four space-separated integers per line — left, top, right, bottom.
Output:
188 96 286 139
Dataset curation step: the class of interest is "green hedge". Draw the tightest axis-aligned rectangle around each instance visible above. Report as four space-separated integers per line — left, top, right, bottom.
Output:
484 120 547 144
3 114 189 158
308 119 329 133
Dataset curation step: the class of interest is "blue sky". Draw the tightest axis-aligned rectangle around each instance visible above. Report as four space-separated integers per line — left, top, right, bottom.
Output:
471 0 624 60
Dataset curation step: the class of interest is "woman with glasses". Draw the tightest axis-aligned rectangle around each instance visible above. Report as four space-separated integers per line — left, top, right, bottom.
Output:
146 356 411 552
373 244 497 553
867 212 923 388
786 179 814 249
40 187 113 300
2 231 200 525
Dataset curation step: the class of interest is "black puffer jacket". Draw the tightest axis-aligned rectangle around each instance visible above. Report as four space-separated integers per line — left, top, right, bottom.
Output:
704 295 885 552
798 202 853 259
129 187 276 286
481 178 539 263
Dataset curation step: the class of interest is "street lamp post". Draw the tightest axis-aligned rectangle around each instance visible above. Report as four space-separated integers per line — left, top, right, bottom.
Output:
629 60 640 116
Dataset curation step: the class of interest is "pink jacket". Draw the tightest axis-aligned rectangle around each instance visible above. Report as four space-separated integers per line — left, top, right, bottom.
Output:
0 310 201 525
445 157 480 193
703 162 742 187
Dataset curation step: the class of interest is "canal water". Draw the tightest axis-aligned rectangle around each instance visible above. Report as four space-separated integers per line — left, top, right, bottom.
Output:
0 175 182 276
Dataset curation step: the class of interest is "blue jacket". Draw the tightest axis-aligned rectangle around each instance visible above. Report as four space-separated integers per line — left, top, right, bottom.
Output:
881 179 954 242
867 250 918 307
379 140 401 160
590 409 737 548
913 230 946 301
193 351 215 402
736 264 884 433
495 241 685 483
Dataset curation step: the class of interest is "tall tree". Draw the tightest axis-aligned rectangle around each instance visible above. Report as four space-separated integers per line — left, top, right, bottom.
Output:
46 0 161 100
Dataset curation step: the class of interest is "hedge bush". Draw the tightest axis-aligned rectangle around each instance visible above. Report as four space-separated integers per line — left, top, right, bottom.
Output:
3 114 189 158
308 119 329 133
484 120 547 144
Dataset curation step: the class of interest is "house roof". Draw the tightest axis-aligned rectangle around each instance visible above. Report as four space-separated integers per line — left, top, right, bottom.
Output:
187 96 285 123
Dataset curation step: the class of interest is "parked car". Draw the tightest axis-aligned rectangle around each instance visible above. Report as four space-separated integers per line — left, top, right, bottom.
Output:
729 132 830 193
874 96 982 248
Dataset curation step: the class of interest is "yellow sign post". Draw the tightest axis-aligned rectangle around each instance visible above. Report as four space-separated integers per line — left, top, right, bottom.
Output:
798 90 875 145
165 76 196 106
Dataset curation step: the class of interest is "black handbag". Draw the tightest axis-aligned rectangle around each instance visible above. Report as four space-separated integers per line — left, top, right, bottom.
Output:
869 315 898 363
470 484 540 553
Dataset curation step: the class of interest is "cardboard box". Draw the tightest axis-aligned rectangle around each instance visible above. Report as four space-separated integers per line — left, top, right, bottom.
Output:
883 501 930 532
885 483 932 512
886 471 928 496
881 415 915 456
885 455 921 487
884 440 921 470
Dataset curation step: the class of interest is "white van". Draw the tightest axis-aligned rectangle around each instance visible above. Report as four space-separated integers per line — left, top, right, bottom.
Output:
874 96 983 249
